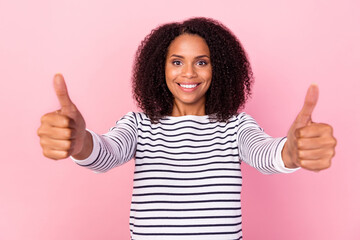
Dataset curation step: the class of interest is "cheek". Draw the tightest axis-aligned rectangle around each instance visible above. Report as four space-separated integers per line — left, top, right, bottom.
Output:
207 72 212 81
200 68 212 82
165 67 177 92
166 67 180 81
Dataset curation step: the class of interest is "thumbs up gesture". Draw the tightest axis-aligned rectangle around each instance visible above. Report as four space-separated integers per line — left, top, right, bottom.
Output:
37 74 88 160
282 84 337 171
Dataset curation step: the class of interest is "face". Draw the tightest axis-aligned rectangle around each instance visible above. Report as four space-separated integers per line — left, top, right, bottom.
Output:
165 34 212 112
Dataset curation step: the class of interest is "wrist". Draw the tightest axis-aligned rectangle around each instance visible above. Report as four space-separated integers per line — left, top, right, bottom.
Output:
282 141 299 169
72 130 93 160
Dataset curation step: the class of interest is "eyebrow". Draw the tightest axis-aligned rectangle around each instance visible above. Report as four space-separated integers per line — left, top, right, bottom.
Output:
170 54 210 59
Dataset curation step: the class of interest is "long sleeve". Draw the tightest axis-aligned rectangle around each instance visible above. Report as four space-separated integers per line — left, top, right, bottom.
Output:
71 112 138 173
236 113 300 174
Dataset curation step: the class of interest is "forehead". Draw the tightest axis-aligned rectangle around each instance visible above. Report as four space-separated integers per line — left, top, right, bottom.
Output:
167 34 210 56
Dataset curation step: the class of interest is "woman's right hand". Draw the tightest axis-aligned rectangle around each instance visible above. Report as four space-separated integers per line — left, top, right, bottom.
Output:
37 74 90 160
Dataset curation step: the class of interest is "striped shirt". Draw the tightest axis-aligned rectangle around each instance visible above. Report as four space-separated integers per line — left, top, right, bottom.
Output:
72 112 298 239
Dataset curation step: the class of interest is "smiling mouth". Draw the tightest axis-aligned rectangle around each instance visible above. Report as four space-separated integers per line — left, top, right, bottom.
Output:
177 83 201 89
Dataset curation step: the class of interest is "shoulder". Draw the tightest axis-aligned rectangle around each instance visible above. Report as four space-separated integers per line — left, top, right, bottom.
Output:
116 112 150 126
233 112 262 130
234 112 255 121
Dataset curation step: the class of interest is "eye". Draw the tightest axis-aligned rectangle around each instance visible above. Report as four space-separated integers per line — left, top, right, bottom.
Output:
172 60 182 66
197 60 208 66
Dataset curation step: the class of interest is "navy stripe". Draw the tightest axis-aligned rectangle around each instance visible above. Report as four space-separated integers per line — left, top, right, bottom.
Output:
139 118 237 131
131 228 242 236
133 175 242 182
136 147 238 156
132 191 241 197
133 183 242 189
138 132 236 143
130 207 241 212
135 153 239 161
135 160 239 168
130 221 242 228
129 214 242 220
138 125 237 137
137 138 236 148
141 118 231 126
131 199 241 204
134 168 240 174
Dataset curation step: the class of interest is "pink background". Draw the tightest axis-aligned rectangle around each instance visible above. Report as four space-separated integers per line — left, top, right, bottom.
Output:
1 0 359 239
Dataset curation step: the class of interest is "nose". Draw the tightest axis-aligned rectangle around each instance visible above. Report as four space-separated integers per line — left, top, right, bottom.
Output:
182 64 197 78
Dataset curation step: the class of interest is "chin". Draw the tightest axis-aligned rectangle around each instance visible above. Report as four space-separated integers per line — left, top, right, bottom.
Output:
176 97 204 105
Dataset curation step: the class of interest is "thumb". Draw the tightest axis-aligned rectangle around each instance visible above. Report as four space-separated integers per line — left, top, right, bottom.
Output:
53 73 74 112
295 84 319 126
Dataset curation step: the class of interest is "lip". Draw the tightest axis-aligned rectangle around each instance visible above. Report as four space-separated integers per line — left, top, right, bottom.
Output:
177 82 201 92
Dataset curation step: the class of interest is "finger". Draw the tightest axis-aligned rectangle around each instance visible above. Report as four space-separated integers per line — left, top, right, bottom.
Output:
53 73 73 110
297 136 337 150
40 112 75 128
40 137 73 151
295 84 319 125
37 125 76 140
42 148 71 160
300 159 331 171
50 127 76 140
295 123 333 138
298 148 335 160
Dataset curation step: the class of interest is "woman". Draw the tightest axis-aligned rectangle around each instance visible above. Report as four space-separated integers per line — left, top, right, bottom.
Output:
37 17 336 239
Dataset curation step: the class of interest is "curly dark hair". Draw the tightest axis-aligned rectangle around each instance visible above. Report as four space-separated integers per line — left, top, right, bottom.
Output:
132 17 253 123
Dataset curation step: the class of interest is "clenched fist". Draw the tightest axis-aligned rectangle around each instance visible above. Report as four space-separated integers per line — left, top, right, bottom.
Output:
37 74 91 160
282 84 337 171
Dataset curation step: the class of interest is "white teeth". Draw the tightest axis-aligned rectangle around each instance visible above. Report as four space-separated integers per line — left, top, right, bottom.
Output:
179 84 198 88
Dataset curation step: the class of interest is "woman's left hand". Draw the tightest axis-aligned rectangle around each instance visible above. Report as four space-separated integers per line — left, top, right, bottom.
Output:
282 84 337 171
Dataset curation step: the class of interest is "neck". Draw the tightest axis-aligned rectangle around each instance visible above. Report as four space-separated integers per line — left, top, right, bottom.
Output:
171 99 206 117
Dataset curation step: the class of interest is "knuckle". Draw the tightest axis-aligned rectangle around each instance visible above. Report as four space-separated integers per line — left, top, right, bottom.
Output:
319 159 331 171
327 125 333 133
42 149 47 157
327 149 333 156
297 150 305 159
39 138 47 147
63 140 72 150
62 150 71 158
323 124 333 134
332 137 337 147
42 149 54 159
43 149 69 160
62 116 71 127
296 139 304 149
322 159 332 170
37 126 50 137
40 114 48 123
299 160 308 169
41 112 54 123
326 160 332 169
330 149 336 158
324 137 336 148
65 128 73 139
55 114 69 127
37 127 43 137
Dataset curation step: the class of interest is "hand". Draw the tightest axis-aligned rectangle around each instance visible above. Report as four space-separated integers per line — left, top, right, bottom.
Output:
282 84 337 171
37 74 87 160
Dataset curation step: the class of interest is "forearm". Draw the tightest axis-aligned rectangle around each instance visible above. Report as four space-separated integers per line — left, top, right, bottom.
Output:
245 136 290 174
70 112 138 173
